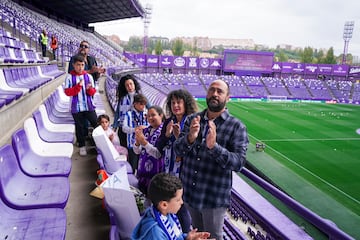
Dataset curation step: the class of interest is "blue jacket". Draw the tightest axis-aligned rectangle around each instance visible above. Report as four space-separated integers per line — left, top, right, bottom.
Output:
131 208 186 240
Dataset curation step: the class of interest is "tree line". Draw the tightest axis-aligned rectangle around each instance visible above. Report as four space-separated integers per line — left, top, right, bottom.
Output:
121 36 355 65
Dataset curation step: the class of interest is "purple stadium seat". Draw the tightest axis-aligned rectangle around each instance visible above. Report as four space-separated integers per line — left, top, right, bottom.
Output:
0 99 5 108
38 104 74 133
0 144 70 209
96 152 105 169
32 110 74 143
109 225 120 240
97 150 132 174
43 98 74 124
96 151 138 188
103 186 140 240
40 65 65 78
23 118 73 158
11 128 72 177
48 93 71 113
0 46 13 63
0 196 67 240
0 91 18 105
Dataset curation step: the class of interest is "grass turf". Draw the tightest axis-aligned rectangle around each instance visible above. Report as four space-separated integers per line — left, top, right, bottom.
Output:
197 100 360 239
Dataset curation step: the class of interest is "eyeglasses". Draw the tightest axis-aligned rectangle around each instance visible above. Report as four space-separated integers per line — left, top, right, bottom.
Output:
79 44 89 49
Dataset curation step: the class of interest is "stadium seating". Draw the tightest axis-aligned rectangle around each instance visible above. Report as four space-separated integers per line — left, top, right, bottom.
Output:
0 144 70 209
32 110 74 143
43 98 74 124
0 0 358 238
109 225 120 240
0 196 67 240
11 128 72 177
0 68 29 95
23 118 73 158
38 104 75 133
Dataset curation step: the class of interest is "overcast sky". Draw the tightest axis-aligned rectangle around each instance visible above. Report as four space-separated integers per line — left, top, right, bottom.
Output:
91 0 360 56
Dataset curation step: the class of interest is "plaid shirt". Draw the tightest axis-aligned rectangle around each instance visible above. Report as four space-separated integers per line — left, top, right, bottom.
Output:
174 109 248 210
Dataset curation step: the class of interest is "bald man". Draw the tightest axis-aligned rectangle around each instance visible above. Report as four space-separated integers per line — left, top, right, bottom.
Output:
174 79 249 240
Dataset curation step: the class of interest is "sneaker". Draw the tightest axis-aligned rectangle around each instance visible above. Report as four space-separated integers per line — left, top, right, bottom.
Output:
79 146 87 156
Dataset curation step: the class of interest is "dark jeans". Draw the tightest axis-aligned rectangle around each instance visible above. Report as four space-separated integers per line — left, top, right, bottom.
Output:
72 110 98 147
41 43 47 57
52 49 56 60
127 147 139 173
177 204 191 233
117 127 127 147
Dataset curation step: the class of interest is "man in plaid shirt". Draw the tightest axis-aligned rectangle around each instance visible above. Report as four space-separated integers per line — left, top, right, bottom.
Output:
174 79 249 240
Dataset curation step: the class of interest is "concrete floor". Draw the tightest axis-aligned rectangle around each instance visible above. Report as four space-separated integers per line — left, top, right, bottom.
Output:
64 78 112 240
64 144 110 240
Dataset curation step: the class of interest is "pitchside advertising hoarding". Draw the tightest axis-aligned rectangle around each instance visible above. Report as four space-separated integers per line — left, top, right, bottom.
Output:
271 62 351 77
124 51 356 77
146 54 159 67
332 64 349 76
349 66 360 76
132 54 222 70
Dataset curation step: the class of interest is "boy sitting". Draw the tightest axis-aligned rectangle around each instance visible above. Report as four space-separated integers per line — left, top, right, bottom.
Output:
132 173 210 240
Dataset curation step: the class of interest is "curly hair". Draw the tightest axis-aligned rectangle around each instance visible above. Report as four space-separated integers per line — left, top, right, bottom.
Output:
116 74 142 100
165 89 198 117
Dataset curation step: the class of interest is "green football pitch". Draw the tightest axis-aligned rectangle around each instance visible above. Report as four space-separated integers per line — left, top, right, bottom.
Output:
197 100 360 239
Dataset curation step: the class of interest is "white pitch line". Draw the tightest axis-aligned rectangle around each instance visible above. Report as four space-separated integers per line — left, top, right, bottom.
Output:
250 134 360 205
260 138 360 142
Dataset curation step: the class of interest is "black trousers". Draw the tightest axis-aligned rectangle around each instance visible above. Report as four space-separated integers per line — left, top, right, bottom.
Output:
117 127 127 148
72 110 98 147
41 43 47 57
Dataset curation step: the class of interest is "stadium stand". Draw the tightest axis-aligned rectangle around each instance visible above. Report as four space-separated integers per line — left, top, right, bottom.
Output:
0 0 358 239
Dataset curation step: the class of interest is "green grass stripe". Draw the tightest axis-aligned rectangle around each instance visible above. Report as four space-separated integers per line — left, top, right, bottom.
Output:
196 100 360 239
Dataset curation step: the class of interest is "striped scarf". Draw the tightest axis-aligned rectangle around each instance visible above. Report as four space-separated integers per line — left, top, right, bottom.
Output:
70 74 95 113
152 205 182 240
164 116 186 177
137 123 164 194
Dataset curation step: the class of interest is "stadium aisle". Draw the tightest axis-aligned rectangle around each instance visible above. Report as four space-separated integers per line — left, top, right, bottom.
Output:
65 77 111 239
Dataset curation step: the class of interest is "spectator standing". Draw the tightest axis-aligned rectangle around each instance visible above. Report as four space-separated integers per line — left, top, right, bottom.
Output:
68 40 105 139
156 89 198 233
157 89 198 177
64 54 98 156
39 29 48 57
122 93 149 173
174 79 249 239
68 40 105 82
50 35 58 60
112 75 143 147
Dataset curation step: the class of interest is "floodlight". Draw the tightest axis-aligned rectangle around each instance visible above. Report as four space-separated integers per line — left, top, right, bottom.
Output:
143 4 152 53
342 21 355 64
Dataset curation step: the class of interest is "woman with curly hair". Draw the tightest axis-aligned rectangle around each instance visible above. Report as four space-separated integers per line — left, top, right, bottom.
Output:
156 89 198 233
112 74 143 147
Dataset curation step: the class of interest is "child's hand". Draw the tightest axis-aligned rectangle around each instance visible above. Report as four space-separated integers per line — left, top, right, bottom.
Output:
109 133 114 141
135 127 146 146
137 125 147 131
186 228 211 240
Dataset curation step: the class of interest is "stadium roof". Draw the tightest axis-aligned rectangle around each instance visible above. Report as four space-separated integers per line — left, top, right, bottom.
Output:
18 0 145 25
